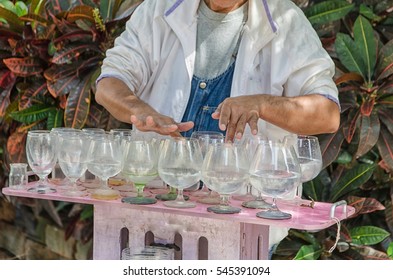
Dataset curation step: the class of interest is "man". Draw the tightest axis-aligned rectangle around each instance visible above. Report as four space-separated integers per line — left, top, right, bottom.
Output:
95 0 340 143
95 0 340 256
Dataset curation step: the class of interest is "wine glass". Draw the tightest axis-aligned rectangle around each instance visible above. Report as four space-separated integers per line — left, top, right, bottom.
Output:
284 135 322 203
249 140 301 220
87 133 122 200
121 135 159 205
80 127 106 187
201 142 249 214
190 131 224 204
49 127 81 186
158 137 203 208
233 134 273 210
57 132 90 197
108 128 135 189
25 130 57 194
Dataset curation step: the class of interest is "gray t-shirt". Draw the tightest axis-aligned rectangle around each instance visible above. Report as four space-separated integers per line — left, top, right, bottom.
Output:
194 1 248 79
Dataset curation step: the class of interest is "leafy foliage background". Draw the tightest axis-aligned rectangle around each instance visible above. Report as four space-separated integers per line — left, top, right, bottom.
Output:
0 0 393 259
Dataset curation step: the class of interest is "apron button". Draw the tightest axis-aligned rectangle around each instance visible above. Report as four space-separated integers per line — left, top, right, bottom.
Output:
199 82 207 89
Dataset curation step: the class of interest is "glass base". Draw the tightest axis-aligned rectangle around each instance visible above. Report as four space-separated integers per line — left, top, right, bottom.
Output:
80 179 102 189
57 185 86 192
48 177 70 186
189 190 210 197
232 193 255 201
28 186 56 194
90 189 120 200
242 199 272 209
197 195 221 205
163 200 196 208
207 205 241 214
62 189 88 197
256 209 292 220
121 196 157 205
155 193 189 201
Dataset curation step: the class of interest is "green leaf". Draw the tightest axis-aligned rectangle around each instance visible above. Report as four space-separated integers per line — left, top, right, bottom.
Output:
353 16 377 82
0 6 23 32
359 4 382 22
387 242 393 259
30 0 45 15
335 150 352 164
47 109 64 129
0 0 16 14
335 33 366 78
80 205 94 220
9 104 56 124
329 163 376 201
14 1 28 17
100 0 116 21
293 245 322 260
305 0 354 25
350 226 390 245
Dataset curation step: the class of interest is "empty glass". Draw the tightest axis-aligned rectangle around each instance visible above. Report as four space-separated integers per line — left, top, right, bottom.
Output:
284 134 323 203
9 163 28 190
50 127 81 186
201 142 249 214
158 137 203 208
121 135 159 205
249 140 301 220
235 134 273 210
26 130 57 194
57 132 90 197
87 133 122 200
190 131 224 205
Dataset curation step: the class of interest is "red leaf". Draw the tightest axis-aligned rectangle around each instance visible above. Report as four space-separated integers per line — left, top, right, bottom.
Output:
377 126 393 172
318 124 345 168
347 196 385 217
355 113 380 158
343 110 360 143
3 57 43 77
6 129 27 163
0 69 15 88
360 98 375 116
335 72 364 86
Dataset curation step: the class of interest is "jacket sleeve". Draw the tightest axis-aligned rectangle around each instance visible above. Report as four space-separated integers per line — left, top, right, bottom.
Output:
98 0 155 95
276 1 340 110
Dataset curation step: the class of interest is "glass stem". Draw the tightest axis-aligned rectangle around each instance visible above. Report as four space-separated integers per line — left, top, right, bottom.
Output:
256 191 264 201
102 178 109 189
176 189 185 202
296 184 303 198
270 198 279 211
219 194 230 207
38 176 47 187
135 184 145 197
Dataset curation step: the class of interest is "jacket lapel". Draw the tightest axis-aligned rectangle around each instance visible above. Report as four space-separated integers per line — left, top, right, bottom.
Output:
164 0 199 81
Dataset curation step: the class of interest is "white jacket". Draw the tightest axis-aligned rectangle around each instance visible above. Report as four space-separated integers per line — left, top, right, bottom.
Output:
100 0 338 141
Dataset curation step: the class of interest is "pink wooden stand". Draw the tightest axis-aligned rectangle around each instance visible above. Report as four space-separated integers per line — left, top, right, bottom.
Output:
2 183 354 260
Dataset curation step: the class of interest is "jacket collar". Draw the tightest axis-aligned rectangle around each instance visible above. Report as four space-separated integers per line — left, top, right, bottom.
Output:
163 0 278 79
164 0 199 80
246 0 278 48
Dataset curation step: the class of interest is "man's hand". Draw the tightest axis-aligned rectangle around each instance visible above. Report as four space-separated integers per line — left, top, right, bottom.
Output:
130 102 194 137
212 95 260 142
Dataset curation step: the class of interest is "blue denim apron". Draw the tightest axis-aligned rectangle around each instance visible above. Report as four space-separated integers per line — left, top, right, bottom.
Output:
181 61 235 137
